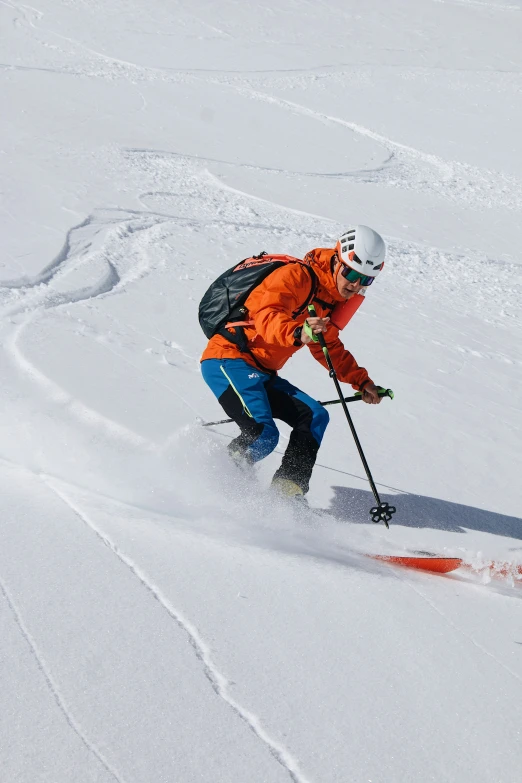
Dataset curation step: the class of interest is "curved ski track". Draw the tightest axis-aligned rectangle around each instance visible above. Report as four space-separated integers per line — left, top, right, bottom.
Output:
45 478 312 783
0 209 183 445
0 575 128 783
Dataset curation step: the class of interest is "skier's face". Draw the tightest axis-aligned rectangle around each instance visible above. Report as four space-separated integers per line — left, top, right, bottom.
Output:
336 269 364 299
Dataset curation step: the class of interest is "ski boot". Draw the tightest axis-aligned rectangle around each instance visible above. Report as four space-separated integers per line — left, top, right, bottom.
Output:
271 477 309 507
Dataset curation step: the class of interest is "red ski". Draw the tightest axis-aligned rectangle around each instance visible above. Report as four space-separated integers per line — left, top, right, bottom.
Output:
371 555 462 574
371 554 522 579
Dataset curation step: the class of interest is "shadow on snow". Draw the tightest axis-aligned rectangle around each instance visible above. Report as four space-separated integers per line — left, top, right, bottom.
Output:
327 485 522 541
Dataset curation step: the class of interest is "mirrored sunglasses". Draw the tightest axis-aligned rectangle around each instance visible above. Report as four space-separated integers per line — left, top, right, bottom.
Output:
340 265 375 286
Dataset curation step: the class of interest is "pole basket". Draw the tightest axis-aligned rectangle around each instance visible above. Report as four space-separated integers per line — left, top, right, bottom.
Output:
370 501 397 528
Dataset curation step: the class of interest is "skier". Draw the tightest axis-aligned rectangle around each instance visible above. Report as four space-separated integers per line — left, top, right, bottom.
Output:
200 225 386 500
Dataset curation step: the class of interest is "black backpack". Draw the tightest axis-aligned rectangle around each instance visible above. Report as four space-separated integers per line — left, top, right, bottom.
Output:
198 252 319 351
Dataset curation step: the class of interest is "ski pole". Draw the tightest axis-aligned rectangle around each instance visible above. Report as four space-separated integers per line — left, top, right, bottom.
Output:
307 304 396 528
200 388 394 428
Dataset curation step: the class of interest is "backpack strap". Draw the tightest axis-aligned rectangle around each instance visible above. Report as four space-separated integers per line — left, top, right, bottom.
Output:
291 264 319 318
216 324 249 352
311 294 336 313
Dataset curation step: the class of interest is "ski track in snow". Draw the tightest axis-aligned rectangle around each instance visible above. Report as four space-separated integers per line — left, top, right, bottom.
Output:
0 210 171 314
45 478 313 783
0 575 127 783
4 312 152 446
1 215 97 290
6 0 522 218
0 207 197 445
0 0 194 83
225 84 522 213
126 150 522 328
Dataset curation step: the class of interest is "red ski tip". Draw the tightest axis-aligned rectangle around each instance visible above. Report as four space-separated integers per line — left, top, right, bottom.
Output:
371 555 463 574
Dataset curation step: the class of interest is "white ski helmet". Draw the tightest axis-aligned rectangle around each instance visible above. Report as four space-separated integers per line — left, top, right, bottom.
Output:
335 225 386 279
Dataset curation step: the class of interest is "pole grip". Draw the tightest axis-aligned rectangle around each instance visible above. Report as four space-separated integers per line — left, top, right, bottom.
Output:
307 305 330 359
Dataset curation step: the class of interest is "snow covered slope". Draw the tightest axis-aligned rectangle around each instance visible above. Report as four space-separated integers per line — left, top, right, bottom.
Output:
1 1 522 781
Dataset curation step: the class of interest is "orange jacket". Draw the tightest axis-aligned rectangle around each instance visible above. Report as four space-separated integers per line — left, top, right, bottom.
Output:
200 248 372 390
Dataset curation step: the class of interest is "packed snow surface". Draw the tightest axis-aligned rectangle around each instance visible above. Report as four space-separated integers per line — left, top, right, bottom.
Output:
1 1 522 781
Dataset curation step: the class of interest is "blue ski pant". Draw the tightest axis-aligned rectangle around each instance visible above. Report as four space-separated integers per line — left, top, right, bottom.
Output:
201 358 329 493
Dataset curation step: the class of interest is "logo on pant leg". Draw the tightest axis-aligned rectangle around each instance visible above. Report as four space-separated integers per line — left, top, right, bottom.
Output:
248 372 260 378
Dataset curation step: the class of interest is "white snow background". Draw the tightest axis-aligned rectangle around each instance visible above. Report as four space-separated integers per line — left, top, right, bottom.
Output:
1 1 522 781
